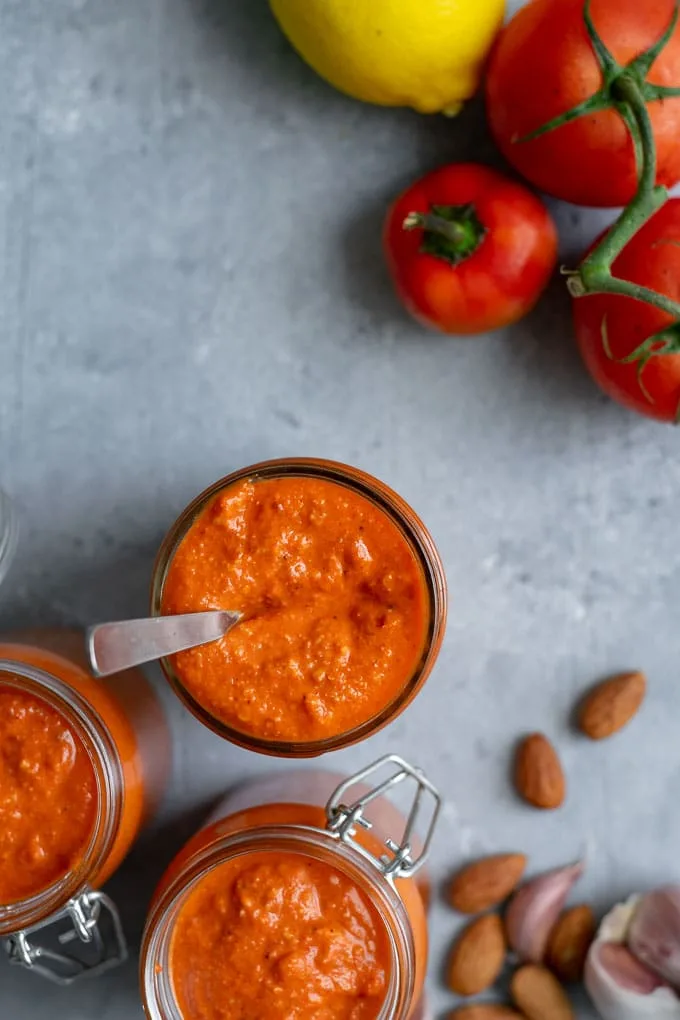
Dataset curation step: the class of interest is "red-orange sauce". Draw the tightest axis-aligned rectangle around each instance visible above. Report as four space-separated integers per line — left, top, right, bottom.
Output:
169 851 391 1020
0 683 97 904
161 476 430 742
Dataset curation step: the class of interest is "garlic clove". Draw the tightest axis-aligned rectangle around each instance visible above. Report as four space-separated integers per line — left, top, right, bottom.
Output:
585 901 680 1020
628 887 680 989
597 895 641 943
505 861 584 962
597 944 666 994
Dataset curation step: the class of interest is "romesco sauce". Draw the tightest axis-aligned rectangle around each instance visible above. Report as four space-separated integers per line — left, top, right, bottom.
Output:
0 631 169 948
0 640 145 891
156 461 446 751
0 685 97 904
169 851 391 1020
141 760 438 1020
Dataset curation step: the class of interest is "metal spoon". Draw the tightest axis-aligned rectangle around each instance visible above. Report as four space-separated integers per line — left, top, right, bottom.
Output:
86 610 241 677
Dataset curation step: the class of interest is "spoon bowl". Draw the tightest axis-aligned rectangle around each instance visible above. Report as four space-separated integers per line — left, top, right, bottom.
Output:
86 611 241 678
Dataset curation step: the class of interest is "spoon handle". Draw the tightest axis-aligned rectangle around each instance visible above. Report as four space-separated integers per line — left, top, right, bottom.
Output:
86 611 240 677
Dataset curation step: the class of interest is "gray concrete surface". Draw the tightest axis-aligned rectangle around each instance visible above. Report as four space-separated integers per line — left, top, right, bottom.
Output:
2 0 680 1016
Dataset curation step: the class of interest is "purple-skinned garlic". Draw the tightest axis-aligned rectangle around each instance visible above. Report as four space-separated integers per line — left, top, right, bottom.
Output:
585 896 680 1020
629 887 680 989
505 861 584 962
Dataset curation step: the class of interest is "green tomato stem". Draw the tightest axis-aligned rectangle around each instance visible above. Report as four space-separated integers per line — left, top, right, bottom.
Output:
569 272 680 320
573 74 680 320
405 212 470 247
585 77 661 261
404 204 487 266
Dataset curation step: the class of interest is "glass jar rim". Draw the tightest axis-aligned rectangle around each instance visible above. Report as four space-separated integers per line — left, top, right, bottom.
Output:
0 660 123 934
0 489 18 590
150 457 448 757
140 825 416 1020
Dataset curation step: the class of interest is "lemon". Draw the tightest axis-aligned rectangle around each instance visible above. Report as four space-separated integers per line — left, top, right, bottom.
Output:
269 0 506 115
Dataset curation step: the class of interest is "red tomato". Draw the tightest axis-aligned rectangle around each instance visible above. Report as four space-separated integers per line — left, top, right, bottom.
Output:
383 163 557 336
486 0 680 208
574 200 680 422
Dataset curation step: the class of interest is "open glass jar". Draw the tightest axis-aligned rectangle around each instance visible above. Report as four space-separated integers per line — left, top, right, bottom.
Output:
0 630 170 983
141 755 440 1020
151 458 447 757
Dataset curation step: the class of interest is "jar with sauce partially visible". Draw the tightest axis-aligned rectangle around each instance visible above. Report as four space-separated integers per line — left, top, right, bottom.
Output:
141 755 439 1020
0 630 170 983
151 458 447 756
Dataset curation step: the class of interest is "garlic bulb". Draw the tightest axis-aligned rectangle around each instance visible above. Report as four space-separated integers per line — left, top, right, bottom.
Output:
585 898 680 1020
629 887 680 988
505 861 584 962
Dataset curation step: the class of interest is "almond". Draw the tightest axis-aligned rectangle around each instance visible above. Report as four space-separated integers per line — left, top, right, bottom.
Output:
448 1007 525 1019
547 904 595 983
511 964 574 1020
514 734 565 809
578 671 646 740
449 854 528 914
447 914 507 996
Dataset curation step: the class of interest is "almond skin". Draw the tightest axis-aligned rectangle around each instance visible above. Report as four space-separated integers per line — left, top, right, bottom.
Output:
511 964 574 1020
449 854 528 914
514 734 565 810
448 1007 525 1019
447 914 507 996
579 671 646 740
547 904 595 983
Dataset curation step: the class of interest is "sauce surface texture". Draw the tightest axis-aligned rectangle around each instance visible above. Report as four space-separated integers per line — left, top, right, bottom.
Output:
161 476 429 742
0 683 97 904
170 850 390 1020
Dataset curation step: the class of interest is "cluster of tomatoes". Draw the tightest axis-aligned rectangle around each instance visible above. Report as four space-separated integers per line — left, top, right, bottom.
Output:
384 0 680 424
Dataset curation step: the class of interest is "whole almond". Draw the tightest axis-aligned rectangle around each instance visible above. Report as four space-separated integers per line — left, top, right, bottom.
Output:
579 671 646 740
511 964 574 1020
449 854 528 914
547 904 595 983
514 734 565 809
449 1007 525 1019
447 914 506 996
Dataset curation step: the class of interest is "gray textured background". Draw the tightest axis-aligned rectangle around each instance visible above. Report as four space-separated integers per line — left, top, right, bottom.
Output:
2 0 680 1017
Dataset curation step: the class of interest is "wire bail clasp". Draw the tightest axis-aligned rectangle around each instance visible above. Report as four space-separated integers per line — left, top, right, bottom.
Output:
325 753 441 882
4 890 127 985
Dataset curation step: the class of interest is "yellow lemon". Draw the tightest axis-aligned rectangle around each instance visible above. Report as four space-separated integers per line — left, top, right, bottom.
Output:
269 0 506 115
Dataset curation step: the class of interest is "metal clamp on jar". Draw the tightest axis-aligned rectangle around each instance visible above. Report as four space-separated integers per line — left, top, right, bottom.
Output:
324 755 440 881
141 754 441 1020
5 890 127 984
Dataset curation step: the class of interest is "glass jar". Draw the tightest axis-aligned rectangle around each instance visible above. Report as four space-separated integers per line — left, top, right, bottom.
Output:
0 488 18 589
141 755 440 1020
150 458 447 757
0 629 171 983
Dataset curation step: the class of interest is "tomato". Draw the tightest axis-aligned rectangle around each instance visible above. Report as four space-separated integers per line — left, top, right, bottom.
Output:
383 163 558 336
486 0 680 208
574 200 680 422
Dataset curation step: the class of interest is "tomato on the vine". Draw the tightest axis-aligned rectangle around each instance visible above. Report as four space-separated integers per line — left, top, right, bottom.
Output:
486 0 680 208
383 163 557 336
573 200 680 422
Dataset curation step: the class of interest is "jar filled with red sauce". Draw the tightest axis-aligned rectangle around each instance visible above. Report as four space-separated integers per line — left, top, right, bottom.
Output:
141 755 439 1020
0 629 170 982
151 458 447 756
